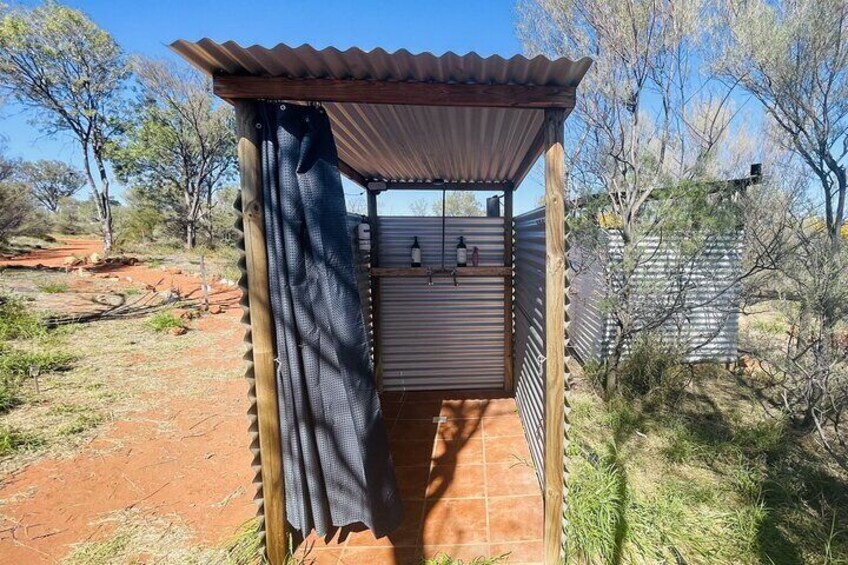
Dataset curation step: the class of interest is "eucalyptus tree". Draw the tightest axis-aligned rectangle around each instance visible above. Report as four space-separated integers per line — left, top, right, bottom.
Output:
0 139 15 184
0 1 129 253
19 160 86 212
517 0 748 386
718 0 848 467
113 58 236 249
718 0 848 247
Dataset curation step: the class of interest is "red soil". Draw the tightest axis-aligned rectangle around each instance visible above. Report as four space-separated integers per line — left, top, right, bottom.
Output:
0 240 254 564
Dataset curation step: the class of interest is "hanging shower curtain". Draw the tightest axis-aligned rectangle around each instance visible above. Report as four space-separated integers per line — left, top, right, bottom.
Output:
259 102 402 538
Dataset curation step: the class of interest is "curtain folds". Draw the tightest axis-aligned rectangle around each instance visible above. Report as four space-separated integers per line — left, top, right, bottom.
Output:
259 101 402 538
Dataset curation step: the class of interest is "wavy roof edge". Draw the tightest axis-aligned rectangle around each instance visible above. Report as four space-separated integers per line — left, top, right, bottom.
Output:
170 39 593 88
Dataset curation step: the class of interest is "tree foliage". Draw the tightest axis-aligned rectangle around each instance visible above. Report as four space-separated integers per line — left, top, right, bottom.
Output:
0 143 43 243
718 0 848 246
18 160 85 212
112 58 236 248
0 0 128 253
718 1 848 468
518 0 754 385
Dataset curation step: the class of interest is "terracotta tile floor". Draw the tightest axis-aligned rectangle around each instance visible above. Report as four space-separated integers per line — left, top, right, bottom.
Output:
294 390 543 565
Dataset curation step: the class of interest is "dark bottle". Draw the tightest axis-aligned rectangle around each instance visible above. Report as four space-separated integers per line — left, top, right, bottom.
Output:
411 236 422 267
456 236 468 267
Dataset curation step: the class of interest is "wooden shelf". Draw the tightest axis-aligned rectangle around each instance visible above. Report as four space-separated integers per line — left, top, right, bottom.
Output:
371 266 512 278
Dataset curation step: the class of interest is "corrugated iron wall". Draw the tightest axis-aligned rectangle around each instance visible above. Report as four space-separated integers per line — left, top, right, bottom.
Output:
377 217 505 391
569 233 609 366
570 231 742 364
513 207 546 489
512 206 743 494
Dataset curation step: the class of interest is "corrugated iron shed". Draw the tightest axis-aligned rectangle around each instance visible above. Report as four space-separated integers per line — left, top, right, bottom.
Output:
170 40 592 187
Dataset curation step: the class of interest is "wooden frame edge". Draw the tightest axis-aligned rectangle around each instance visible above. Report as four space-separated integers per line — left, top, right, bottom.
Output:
234 101 288 564
543 107 568 565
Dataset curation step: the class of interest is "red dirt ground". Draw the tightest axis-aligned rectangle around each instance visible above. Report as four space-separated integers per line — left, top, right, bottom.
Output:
0 240 254 563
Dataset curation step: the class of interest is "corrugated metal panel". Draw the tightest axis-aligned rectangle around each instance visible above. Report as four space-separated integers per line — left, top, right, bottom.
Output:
169 40 592 184
569 232 609 365
570 231 742 364
378 216 505 267
233 192 268 550
513 207 546 489
608 234 741 362
377 217 505 390
169 40 592 87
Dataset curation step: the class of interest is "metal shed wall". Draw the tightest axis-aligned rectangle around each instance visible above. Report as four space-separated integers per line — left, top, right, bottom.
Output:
570 231 742 364
569 232 609 366
376 217 505 391
513 207 546 489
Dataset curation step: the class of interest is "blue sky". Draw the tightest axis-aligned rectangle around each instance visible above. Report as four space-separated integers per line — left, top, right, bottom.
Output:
0 0 550 214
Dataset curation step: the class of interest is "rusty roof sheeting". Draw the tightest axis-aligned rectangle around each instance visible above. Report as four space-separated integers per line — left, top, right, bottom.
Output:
170 40 591 185
169 40 592 87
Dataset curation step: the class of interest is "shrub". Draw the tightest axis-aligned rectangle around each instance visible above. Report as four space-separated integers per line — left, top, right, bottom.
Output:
0 294 45 340
52 196 99 235
0 181 48 243
617 334 688 398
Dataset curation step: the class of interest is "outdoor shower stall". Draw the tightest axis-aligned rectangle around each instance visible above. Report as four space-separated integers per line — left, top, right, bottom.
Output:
171 40 591 564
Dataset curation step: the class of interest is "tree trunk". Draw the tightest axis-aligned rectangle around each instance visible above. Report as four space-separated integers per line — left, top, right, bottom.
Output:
81 146 113 254
186 221 197 249
100 192 113 254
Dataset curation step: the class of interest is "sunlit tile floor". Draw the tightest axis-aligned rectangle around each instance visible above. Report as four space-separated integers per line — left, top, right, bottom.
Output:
294 391 544 565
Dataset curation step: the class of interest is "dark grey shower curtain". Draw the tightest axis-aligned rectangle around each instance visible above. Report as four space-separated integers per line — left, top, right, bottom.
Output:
258 102 402 538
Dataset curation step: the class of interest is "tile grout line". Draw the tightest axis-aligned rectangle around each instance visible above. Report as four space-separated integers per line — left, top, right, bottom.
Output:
481 412 492 554
417 394 440 557
339 391 406 563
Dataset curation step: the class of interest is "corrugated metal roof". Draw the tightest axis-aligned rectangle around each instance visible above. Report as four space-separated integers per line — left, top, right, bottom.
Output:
170 40 591 185
169 40 592 87
325 102 544 183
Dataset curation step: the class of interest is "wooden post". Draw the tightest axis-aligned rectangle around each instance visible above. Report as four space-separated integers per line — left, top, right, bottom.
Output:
234 101 287 564
543 108 568 565
503 187 515 393
367 190 383 390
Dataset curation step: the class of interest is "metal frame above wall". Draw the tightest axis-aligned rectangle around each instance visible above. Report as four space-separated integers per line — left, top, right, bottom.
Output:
172 40 591 565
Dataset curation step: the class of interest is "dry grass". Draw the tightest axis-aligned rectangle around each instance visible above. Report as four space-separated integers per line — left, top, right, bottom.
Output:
0 268 242 476
118 242 241 285
64 509 221 565
0 235 60 257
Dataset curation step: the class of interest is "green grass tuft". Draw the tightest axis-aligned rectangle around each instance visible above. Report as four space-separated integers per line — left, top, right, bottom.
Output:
0 426 44 456
38 282 69 294
565 451 628 564
218 518 264 565
65 528 134 565
146 311 185 333
566 375 848 564
0 347 75 378
0 294 45 341
58 412 105 436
